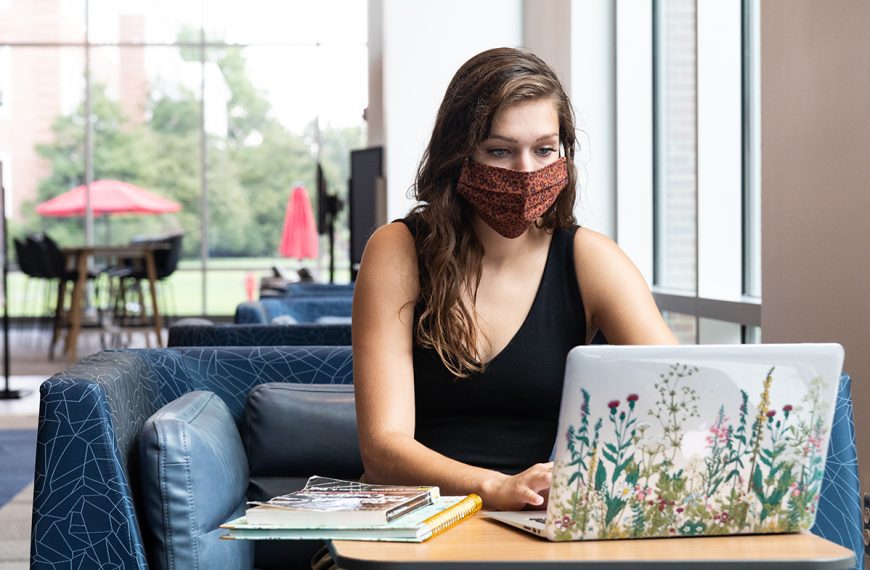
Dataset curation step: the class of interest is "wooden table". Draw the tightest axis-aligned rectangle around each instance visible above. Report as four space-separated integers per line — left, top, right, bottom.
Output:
329 515 854 569
62 244 165 361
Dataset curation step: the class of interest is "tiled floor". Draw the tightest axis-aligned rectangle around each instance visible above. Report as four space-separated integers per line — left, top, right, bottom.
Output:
0 378 42 426
0 376 40 567
0 484 31 569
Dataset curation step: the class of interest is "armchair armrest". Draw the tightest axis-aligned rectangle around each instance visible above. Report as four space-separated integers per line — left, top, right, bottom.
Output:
31 350 187 569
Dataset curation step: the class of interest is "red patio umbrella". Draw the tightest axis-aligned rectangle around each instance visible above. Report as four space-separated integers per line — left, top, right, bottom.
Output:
36 179 181 217
279 186 318 259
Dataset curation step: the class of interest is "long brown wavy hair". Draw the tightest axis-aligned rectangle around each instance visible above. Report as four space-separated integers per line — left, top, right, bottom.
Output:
408 47 579 378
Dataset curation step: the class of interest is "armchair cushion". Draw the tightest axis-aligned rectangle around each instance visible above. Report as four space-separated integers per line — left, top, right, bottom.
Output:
139 391 253 570
244 383 363 502
244 383 363 570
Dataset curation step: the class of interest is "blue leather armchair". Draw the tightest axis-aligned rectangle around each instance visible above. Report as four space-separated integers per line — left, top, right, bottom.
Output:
234 296 353 325
31 346 353 569
167 323 352 347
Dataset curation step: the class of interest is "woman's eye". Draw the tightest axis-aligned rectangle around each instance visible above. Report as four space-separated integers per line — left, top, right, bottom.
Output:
487 148 509 157
536 146 557 157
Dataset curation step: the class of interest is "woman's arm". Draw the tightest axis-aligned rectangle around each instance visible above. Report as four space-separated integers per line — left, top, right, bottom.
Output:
353 222 551 510
574 228 678 345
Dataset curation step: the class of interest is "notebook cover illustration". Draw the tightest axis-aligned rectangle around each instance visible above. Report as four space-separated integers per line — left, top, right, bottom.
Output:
548 354 838 540
245 476 439 527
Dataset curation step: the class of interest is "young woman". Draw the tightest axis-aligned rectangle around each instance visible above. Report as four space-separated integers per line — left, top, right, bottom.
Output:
352 47 676 512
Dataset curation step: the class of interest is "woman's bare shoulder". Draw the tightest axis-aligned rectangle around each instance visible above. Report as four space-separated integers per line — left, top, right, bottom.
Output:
573 226 625 265
356 221 420 304
362 221 417 266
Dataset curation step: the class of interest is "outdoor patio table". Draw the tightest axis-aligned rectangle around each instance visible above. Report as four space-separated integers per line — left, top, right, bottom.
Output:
61 243 167 361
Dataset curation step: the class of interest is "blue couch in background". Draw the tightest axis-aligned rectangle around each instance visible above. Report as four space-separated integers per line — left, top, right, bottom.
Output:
30 343 864 569
234 296 353 325
280 282 355 297
260 280 355 298
168 323 352 347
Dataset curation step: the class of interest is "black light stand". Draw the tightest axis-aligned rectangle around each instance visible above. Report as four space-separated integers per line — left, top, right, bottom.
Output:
324 193 342 284
317 162 343 284
0 162 28 399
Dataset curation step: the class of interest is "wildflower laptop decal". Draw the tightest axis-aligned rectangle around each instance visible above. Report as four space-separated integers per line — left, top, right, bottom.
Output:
485 343 844 541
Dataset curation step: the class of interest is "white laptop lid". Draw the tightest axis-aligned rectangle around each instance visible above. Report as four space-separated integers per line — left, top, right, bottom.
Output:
545 343 844 541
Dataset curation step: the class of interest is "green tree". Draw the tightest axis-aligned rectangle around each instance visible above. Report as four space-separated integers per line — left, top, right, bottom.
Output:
30 39 365 262
28 83 173 246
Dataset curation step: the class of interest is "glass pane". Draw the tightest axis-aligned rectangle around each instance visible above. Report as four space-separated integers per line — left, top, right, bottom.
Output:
0 0 85 43
744 325 761 344
698 317 741 344
88 0 202 45
87 46 201 320
5 47 85 242
87 47 195 245
203 0 367 45
1 47 85 317
654 0 697 293
203 44 363 315
662 311 696 345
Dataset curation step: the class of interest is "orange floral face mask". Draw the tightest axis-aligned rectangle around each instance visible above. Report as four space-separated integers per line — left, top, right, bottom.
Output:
456 157 568 238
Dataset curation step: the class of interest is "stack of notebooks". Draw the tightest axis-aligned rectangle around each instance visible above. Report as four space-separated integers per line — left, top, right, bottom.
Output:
221 475 482 543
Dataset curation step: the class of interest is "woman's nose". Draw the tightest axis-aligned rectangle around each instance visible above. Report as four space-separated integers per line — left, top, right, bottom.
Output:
514 152 535 172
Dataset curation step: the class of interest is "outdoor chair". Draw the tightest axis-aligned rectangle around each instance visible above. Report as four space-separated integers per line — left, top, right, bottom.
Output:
14 237 48 313
32 233 103 359
14 237 56 344
106 232 183 345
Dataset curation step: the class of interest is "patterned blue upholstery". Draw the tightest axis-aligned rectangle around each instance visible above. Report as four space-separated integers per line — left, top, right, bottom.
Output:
234 296 353 324
167 323 352 347
31 346 353 570
810 374 863 569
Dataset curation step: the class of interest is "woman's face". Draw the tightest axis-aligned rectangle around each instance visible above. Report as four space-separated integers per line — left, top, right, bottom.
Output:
471 98 560 172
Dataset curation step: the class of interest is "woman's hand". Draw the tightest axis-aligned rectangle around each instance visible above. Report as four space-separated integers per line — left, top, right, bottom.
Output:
478 462 553 511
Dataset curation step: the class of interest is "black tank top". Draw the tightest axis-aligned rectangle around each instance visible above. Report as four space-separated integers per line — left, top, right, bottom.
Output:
398 218 586 475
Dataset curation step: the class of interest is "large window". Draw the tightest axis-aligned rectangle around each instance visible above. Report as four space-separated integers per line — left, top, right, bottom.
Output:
617 0 760 344
1 0 367 317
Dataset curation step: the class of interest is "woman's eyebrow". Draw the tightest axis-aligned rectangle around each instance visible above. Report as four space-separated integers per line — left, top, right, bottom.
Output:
484 133 559 143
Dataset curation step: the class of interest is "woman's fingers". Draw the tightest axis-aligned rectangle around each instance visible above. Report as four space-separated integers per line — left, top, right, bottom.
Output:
517 462 553 507
481 462 555 510
523 487 545 506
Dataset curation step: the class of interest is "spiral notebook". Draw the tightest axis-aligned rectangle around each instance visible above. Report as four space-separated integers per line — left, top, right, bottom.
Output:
221 494 482 543
485 343 844 541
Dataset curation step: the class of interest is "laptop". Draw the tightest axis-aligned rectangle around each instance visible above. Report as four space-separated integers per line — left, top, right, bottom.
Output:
485 343 844 540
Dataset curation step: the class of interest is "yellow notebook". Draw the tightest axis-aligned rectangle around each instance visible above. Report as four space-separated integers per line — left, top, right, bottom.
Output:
221 494 482 543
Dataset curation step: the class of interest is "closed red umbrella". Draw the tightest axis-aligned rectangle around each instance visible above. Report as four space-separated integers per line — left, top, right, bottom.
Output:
36 179 181 217
279 186 318 259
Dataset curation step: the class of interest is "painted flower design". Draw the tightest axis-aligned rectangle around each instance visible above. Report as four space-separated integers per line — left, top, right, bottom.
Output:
552 365 830 540
614 481 633 501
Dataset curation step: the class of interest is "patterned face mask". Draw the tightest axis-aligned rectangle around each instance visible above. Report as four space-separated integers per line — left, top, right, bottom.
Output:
456 157 569 239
